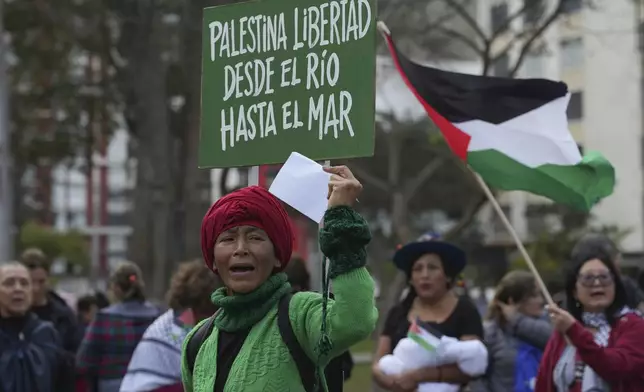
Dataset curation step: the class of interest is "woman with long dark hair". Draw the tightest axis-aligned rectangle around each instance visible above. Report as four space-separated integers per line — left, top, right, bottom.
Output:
372 233 484 391
76 262 162 392
536 254 644 391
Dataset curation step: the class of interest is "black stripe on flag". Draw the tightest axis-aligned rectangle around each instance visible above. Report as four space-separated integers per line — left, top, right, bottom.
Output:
390 43 569 124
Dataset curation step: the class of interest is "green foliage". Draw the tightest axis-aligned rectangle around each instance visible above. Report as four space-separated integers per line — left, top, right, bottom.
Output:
18 222 89 267
509 217 630 285
7 1 92 165
5 0 118 225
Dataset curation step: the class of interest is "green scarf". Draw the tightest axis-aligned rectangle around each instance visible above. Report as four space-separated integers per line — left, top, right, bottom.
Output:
211 272 292 332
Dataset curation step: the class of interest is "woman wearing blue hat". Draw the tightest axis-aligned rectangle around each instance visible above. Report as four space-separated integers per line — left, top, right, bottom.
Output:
372 233 484 391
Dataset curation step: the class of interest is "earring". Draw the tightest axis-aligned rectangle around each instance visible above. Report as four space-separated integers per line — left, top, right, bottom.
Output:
575 300 580 308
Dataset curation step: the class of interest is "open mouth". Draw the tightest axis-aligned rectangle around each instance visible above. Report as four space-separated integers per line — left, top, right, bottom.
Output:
229 264 256 274
590 291 605 298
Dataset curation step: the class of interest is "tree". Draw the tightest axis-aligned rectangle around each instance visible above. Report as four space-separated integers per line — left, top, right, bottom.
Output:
6 1 95 226
106 0 179 298
4 0 123 278
108 0 229 298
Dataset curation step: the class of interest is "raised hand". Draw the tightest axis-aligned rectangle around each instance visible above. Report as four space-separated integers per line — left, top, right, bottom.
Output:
324 165 362 208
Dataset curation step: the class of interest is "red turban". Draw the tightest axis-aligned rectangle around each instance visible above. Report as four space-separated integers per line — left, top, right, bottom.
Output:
200 186 294 272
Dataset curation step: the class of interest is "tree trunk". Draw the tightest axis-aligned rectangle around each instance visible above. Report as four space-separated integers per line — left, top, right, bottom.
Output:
179 0 213 262
126 10 174 301
372 134 415 391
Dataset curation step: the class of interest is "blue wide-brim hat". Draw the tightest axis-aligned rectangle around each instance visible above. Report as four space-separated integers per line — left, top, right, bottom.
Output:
393 232 466 278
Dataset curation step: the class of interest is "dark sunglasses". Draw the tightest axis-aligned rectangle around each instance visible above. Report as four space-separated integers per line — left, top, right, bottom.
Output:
577 272 613 287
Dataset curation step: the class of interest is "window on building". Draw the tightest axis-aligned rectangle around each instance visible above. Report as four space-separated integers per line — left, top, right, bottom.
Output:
108 236 127 253
107 212 129 226
493 53 510 77
491 3 508 33
567 92 583 120
71 212 86 228
492 205 512 234
562 0 582 13
522 54 543 78
561 38 583 70
524 0 545 25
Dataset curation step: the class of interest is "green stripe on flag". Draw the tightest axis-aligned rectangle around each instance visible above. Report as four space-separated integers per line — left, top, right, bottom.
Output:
408 333 436 353
467 149 614 211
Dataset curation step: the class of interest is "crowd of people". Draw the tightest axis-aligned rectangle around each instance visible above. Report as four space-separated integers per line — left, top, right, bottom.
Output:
370 230 644 392
0 249 221 392
1 165 644 392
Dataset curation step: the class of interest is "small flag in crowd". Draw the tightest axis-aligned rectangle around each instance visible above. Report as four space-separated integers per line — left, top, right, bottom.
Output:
382 30 615 212
408 318 441 353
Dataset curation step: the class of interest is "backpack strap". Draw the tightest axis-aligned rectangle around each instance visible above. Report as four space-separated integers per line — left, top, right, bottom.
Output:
277 293 316 392
186 315 216 374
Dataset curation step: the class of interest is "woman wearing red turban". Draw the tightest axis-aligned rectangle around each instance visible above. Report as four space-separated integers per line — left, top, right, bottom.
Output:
181 166 377 392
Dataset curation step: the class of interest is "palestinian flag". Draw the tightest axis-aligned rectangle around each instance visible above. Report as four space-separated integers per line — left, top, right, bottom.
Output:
381 28 615 211
408 318 440 353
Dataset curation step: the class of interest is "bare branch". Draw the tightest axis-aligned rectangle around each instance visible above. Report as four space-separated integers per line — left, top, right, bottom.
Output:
440 152 491 238
489 1 532 41
444 193 488 240
481 42 494 75
443 0 489 44
380 0 410 21
351 164 390 193
403 157 446 203
426 4 463 29
431 25 486 56
510 0 566 76
380 1 462 53
490 29 530 64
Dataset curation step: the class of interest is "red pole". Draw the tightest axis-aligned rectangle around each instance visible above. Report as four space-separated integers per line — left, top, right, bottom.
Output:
86 166 93 232
258 165 269 188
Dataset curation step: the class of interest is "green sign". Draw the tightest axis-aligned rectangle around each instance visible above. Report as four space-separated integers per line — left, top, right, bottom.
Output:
199 0 377 168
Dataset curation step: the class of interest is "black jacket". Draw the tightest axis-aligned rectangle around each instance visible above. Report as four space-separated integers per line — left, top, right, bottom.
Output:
31 291 80 389
0 313 67 392
32 291 81 353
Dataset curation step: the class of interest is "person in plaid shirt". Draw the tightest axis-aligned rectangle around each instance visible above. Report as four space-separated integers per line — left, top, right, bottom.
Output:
76 262 161 392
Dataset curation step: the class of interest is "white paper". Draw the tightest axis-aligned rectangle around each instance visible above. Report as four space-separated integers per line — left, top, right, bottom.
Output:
269 152 331 223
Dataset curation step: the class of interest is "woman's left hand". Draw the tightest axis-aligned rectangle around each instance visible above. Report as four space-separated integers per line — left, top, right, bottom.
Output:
547 304 576 333
391 371 418 392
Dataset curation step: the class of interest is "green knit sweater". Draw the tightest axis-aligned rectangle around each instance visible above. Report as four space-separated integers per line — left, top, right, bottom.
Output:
181 206 378 392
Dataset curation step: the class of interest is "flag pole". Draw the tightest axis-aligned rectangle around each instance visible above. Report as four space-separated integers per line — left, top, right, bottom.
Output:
471 171 555 306
322 160 330 294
